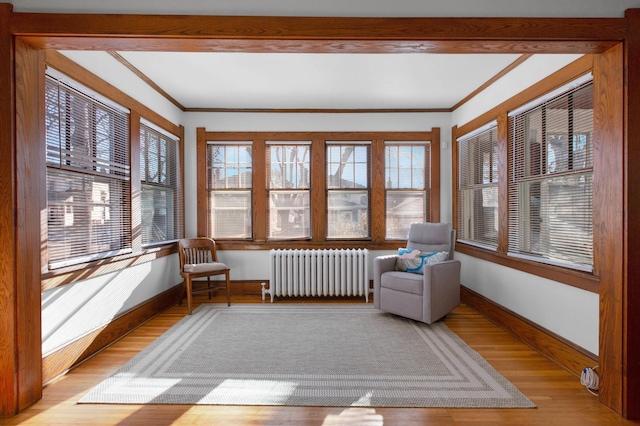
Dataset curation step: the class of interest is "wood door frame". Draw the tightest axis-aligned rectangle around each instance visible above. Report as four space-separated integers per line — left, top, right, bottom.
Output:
2 4 637 418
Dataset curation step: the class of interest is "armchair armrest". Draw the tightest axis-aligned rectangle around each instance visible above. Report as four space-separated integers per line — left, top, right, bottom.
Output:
373 255 398 308
422 259 461 323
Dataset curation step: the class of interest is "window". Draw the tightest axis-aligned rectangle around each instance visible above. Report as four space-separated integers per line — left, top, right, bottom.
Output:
197 131 439 247
45 71 131 268
326 142 371 239
385 142 430 239
140 121 183 245
207 142 253 239
267 142 311 240
508 75 593 271
457 123 499 248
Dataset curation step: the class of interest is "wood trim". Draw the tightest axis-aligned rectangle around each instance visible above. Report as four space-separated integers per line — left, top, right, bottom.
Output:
252 139 267 242
11 14 624 55
42 284 183 385
430 128 441 222
496 113 510 254
457 243 599 293
107 50 185 111
196 127 208 237
593 43 625 416
461 286 597 377
44 50 181 136
456 54 594 135
452 55 600 294
184 108 451 113
41 245 177 291
130 112 143 253
197 131 438 248
370 139 385 242
451 125 459 235
451 54 533 112
13 37 44 414
624 9 640 419
311 138 327 241
0 3 19 417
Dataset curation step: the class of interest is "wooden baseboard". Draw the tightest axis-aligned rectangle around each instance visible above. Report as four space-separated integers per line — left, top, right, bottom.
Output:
42 284 183 385
461 285 597 377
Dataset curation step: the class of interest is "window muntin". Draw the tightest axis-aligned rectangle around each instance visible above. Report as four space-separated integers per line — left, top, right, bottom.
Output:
140 122 183 245
207 143 253 239
508 79 594 271
457 124 499 248
45 73 131 268
326 142 370 239
267 143 311 240
384 142 429 240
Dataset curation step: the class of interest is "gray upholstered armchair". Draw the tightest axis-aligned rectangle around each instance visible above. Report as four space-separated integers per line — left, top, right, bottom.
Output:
373 222 461 324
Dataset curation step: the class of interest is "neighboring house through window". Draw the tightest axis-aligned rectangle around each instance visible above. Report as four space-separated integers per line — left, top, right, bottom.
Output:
385 141 430 240
326 141 371 239
207 142 253 239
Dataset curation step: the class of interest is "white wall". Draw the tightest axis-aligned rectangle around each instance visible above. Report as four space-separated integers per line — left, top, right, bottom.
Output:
451 55 600 355
183 111 453 282
42 255 181 355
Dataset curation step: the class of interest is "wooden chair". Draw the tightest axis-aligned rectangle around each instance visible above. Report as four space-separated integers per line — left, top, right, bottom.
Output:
178 237 231 314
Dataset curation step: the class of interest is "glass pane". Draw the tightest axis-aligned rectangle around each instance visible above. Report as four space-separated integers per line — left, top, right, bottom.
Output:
385 145 425 189
268 190 310 239
47 168 129 264
516 173 592 267
141 185 176 244
386 191 425 239
458 186 498 247
209 190 252 239
327 145 368 189
269 145 310 189
208 145 252 189
327 190 369 239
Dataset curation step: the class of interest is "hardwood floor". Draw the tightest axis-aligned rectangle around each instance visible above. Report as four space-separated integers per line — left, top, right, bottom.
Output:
2 295 636 426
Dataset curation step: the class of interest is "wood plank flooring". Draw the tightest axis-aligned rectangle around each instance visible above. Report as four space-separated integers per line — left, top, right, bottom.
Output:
1 295 635 425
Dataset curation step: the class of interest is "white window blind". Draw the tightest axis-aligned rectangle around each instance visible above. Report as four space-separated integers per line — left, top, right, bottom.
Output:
140 122 183 245
326 141 371 239
45 73 131 268
457 122 499 248
267 142 311 240
384 141 430 240
508 79 594 271
206 142 253 239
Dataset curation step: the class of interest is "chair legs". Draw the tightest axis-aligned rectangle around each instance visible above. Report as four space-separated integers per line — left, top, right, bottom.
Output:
182 272 231 315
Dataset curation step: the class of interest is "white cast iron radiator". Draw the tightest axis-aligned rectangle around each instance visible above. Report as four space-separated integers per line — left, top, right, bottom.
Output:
263 249 369 302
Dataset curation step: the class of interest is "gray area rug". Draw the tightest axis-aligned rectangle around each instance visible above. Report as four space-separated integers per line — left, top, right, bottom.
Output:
79 304 535 408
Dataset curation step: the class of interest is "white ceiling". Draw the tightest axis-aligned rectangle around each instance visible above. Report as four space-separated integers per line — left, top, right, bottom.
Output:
64 51 529 110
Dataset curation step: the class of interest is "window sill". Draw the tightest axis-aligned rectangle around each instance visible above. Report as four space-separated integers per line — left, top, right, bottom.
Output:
456 242 599 293
41 243 178 291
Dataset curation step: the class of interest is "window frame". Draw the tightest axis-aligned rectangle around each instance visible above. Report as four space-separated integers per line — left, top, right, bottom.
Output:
139 119 184 247
384 141 431 240
41 55 185 291
197 131 440 250
452 57 599 293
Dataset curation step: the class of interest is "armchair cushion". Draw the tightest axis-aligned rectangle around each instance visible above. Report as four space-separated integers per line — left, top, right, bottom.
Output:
395 249 449 274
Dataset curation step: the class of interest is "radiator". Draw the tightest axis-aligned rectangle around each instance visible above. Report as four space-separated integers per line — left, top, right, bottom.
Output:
263 248 369 302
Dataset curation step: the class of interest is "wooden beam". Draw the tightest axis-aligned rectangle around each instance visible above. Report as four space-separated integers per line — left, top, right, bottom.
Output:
10 14 625 55
0 2 18 417
12 36 44 414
